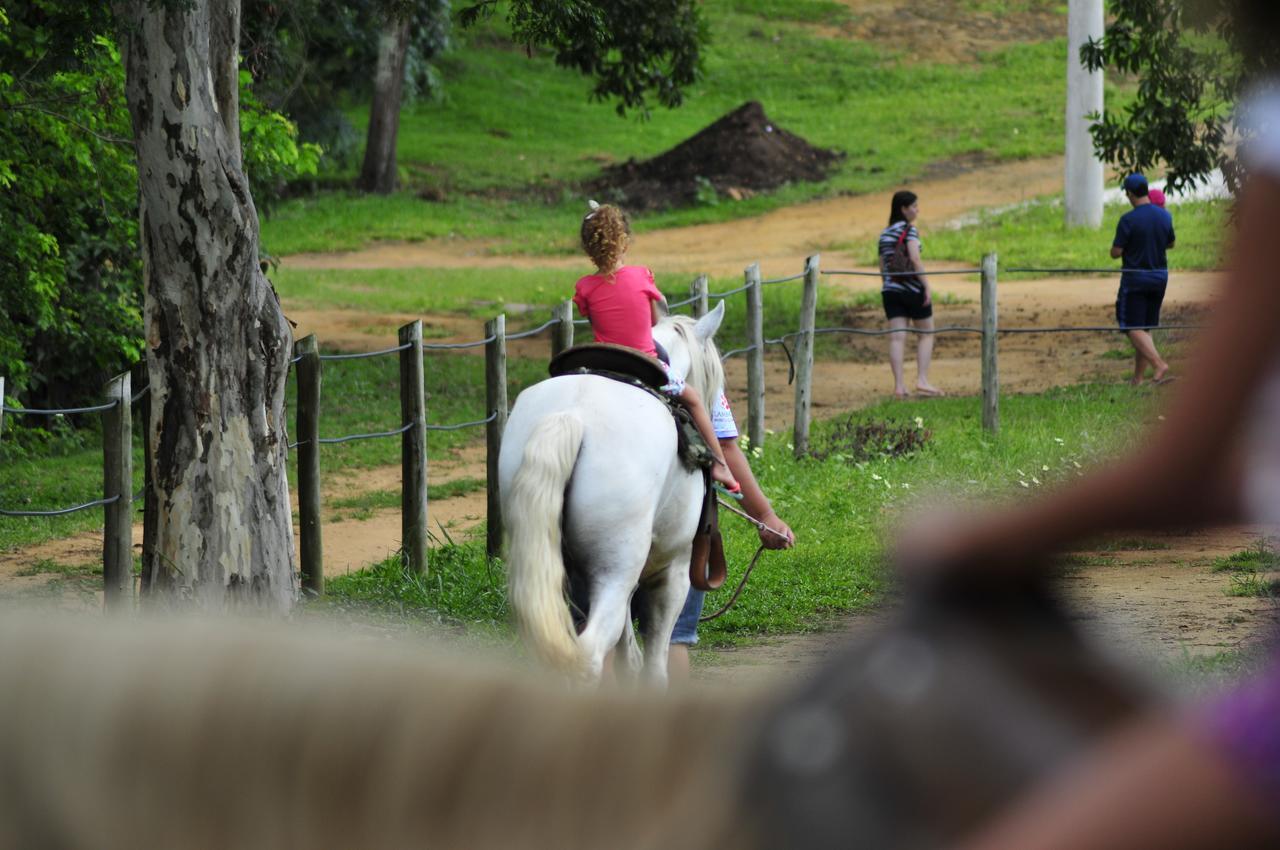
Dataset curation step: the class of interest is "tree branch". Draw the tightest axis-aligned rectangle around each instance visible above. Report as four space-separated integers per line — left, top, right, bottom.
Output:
8 103 133 146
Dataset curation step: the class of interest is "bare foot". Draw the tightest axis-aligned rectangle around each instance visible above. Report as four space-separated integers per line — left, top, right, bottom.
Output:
915 384 945 397
1152 364 1171 383
1129 377 1146 387
893 389 912 400
1153 374 1179 386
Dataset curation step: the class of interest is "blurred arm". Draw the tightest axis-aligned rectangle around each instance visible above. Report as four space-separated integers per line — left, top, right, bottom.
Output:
955 714 1280 850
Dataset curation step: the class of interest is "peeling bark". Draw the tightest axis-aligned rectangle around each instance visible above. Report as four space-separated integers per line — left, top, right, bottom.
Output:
356 16 411 194
119 0 297 612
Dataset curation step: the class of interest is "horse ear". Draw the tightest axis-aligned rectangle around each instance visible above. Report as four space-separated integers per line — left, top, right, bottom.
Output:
693 301 725 342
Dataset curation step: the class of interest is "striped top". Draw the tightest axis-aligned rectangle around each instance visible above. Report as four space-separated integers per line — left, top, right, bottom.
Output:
878 221 923 294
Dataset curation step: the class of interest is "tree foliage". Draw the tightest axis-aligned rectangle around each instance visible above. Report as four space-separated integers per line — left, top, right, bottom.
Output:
0 1 318 411
1082 0 1280 193
458 0 706 116
0 5 141 410
241 0 450 168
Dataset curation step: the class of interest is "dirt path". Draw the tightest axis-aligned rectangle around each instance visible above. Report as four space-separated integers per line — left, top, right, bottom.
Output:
692 526 1280 690
283 156 1067 279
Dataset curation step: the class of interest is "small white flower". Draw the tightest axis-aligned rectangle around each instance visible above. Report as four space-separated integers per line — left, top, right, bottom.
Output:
871 472 883 481
913 416 924 429
1031 476 1041 485
1016 468 1027 477
1041 465 1049 472
1019 480 1030 488
1053 437 1064 445
1072 460 1082 469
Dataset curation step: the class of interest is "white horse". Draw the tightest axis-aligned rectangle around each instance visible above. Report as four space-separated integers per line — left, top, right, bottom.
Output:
499 303 727 684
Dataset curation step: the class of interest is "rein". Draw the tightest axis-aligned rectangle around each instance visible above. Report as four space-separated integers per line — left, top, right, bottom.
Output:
697 499 791 622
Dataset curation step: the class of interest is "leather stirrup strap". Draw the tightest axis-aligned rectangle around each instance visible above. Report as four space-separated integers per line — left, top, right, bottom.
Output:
690 469 727 591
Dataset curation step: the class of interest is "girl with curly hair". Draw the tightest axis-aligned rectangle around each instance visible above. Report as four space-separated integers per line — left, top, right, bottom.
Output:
573 202 739 493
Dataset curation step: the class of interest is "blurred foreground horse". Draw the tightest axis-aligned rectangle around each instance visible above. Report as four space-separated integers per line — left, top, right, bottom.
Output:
0 583 1146 849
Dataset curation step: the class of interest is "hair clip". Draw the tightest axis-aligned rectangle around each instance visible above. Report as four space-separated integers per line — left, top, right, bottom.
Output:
584 199 600 220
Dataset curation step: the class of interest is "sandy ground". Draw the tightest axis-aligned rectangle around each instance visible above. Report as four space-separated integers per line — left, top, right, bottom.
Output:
692 527 1280 690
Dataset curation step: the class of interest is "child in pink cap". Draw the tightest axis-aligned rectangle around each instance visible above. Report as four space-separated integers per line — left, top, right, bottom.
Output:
1148 187 1167 207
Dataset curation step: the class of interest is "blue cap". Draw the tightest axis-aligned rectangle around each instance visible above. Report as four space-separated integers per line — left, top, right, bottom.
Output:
1122 173 1148 196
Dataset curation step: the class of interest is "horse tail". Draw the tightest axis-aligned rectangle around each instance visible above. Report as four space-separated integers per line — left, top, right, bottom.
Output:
506 412 585 675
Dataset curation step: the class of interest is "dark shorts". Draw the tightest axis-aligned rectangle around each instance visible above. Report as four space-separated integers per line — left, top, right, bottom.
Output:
882 288 932 321
1116 286 1166 330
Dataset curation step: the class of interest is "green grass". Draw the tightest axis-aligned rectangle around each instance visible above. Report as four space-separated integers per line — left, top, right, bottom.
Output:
261 3 1089 255
875 196 1230 272
1212 540 1280 599
14 558 100 578
322 381 1158 644
326 478 486 522
0 353 548 552
0 425 146 553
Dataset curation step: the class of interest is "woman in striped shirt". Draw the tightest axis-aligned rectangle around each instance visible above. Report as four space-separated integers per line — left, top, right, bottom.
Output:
879 190 944 398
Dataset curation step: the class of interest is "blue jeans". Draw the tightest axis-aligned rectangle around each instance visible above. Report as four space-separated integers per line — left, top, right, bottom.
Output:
671 587 705 645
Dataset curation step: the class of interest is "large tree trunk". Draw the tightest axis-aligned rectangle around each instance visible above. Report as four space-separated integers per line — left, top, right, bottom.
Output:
118 0 297 611
357 16 411 194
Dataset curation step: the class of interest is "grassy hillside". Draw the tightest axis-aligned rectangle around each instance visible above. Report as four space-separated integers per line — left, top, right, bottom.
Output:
262 0 1092 255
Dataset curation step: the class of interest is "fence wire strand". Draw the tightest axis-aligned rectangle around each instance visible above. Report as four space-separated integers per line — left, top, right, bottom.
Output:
423 334 498 350
762 272 805 285
425 411 498 431
318 342 413 361
0 494 120 518
822 268 982 278
3 399 119 416
506 318 560 340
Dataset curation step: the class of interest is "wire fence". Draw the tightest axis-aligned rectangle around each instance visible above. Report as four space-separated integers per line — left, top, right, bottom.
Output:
1 256 1222 605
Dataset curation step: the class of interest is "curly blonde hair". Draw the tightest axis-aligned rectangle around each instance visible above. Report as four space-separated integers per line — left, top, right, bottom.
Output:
580 204 631 273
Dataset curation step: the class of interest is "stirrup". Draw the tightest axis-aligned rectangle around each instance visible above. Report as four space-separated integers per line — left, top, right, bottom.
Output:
714 481 743 501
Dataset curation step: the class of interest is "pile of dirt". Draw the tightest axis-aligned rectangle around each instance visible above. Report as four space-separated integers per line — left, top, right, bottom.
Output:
589 101 843 211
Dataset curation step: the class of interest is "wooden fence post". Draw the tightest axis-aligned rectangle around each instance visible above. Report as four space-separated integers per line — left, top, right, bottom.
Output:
551 300 574 359
102 371 134 611
294 335 324 594
399 321 428 575
793 254 820 457
691 274 709 318
745 263 766 451
981 252 1000 435
131 362 157 595
485 315 508 559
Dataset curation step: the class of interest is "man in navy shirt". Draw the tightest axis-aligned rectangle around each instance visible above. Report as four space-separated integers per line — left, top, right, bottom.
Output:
1111 173 1176 385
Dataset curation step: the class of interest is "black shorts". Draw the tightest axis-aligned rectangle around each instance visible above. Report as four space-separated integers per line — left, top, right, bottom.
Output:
882 288 932 321
1116 286 1166 330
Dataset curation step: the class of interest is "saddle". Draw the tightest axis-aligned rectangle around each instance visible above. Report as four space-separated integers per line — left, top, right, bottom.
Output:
549 344 727 591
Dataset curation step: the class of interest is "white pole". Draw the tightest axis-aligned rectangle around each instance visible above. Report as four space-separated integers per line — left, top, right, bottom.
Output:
1065 0 1105 228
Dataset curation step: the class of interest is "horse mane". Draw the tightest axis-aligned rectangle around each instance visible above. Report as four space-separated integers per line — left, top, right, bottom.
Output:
662 314 725 405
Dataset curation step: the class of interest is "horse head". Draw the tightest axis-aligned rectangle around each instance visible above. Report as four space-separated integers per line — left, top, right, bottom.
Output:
654 301 726 405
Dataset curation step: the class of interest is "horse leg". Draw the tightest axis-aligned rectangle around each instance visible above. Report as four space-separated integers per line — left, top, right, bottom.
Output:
613 591 645 683
639 561 692 687
578 579 635 683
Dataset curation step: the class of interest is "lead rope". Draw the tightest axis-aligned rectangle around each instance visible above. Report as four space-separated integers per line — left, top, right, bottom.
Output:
698 499 791 622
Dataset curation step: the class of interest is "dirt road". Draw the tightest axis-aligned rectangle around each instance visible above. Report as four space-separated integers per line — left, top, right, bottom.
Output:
284 156 1068 279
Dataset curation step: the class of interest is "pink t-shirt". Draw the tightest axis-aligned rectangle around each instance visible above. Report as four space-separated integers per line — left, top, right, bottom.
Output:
573 265 663 356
